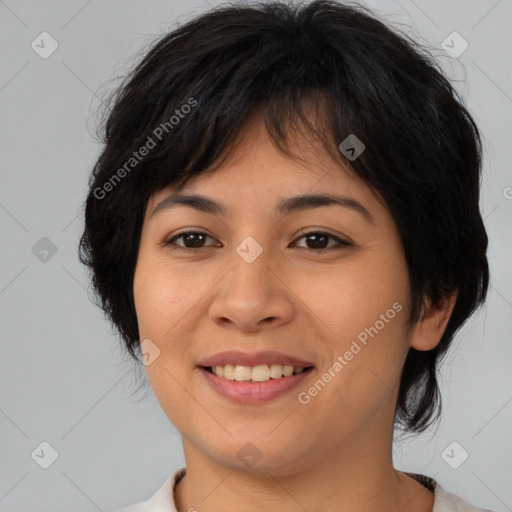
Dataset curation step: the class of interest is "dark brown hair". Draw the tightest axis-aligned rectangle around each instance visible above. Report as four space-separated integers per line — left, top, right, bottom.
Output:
79 0 489 434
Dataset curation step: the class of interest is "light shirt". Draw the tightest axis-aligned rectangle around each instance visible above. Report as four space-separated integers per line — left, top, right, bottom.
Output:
116 468 495 512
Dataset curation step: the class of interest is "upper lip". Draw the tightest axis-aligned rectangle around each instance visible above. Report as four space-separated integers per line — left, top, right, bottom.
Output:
198 350 315 368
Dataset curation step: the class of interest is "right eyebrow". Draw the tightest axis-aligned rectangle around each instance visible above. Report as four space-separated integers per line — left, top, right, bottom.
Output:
150 192 375 225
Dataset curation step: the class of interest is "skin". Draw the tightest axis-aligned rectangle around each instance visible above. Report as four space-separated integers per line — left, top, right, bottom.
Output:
133 113 455 512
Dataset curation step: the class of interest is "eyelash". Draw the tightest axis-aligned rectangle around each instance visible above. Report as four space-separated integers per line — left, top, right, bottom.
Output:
164 229 353 254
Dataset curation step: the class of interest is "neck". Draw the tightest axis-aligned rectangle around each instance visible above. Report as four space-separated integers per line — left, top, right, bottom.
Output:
174 425 434 512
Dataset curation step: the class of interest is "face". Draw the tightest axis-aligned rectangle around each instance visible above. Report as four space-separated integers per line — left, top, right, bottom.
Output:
133 115 416 476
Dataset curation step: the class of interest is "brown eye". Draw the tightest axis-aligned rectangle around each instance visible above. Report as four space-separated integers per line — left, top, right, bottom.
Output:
164 229 352 253
293 231 352 252
165 231 220 251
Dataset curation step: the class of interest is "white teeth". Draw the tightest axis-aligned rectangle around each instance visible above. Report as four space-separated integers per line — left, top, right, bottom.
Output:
251 364 270 382
221 364 235 380
269 364 284 379
283 365 294 377
233 365 252 381
210 364 308 381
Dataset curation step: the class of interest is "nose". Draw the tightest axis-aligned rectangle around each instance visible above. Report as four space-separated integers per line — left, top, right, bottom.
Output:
208 241 295 332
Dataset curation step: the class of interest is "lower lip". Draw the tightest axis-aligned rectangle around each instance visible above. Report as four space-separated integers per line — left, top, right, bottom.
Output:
199 367 314 405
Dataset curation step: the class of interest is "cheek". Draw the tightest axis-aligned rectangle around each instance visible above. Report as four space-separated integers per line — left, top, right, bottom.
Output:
133 258 193 419
133 255 219 391
292 253 409 341
292 253 410 408
133 255 198 338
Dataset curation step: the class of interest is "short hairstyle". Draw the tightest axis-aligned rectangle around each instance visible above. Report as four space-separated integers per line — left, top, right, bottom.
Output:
79 0 489 435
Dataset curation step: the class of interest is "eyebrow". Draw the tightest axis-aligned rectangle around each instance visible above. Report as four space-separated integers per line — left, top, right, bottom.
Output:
150 192 375 224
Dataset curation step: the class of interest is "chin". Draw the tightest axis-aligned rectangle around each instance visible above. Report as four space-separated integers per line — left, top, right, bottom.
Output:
207 437 312 476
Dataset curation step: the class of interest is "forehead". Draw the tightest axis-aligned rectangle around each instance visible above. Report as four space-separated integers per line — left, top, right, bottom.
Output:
143 134 389 237
147 113 372 211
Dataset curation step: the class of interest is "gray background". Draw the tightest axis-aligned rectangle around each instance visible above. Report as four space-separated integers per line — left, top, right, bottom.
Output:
0 0 511 511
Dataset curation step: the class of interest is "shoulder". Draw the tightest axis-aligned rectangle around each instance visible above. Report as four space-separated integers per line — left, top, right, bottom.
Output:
404 473 494 512
115 469 497 512
432 482 496 512
115 467 186 512
405 472 495 512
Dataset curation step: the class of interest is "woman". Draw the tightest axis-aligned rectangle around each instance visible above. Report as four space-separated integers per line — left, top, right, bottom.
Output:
79 1 494 511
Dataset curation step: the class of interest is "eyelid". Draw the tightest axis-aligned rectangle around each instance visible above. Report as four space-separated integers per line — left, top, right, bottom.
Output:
293 227 354 247
164 228 219 248
164 228 353 252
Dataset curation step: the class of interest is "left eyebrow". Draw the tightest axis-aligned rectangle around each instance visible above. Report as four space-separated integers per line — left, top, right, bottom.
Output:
276 193 375 224
150 192 375 224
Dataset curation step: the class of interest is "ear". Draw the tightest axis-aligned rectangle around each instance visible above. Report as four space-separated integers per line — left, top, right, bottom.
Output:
409 292 458 351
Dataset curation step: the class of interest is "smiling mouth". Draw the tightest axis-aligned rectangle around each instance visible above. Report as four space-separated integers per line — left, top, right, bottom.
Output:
201 364 315 382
